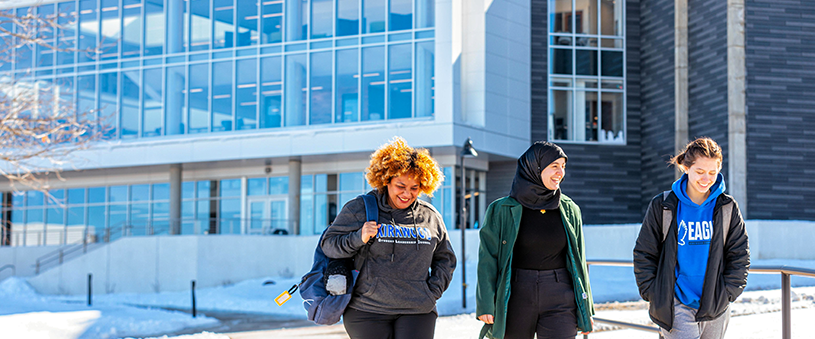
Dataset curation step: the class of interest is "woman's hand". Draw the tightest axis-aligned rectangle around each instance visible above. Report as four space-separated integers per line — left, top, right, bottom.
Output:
478 314 494 324
360 221 381 243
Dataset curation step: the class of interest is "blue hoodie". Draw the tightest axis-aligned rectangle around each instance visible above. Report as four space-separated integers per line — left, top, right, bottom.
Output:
671 173 725 309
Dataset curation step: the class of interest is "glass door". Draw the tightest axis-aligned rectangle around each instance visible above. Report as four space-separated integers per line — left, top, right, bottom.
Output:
247 197 288 235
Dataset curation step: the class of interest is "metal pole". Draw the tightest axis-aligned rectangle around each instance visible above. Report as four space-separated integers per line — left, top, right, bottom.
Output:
782 273 791 339
87 274 92 306
460 155 467 309
191 280 197 318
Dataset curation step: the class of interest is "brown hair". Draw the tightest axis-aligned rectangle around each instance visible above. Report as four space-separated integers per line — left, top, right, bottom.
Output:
365 137 445 197
670 137 723 169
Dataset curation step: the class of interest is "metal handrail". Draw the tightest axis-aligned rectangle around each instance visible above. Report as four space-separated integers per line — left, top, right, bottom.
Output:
584 260 815 339
0 264 15 276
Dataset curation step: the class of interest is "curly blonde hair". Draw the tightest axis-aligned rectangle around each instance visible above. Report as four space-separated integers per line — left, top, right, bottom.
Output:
365 137 444 197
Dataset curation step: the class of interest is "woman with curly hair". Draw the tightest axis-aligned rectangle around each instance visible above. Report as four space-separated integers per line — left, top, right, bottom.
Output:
321 137 457 339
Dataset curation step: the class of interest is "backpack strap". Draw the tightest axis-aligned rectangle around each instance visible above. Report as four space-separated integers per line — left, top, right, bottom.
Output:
662 191 672 243
360 194 378 222
721 201 734 246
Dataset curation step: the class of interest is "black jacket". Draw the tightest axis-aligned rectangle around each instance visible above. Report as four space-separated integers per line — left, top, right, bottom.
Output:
633 191 750 331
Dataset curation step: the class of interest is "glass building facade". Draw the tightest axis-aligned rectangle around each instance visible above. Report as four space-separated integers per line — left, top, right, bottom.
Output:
3 0 436 139
0 168 458 246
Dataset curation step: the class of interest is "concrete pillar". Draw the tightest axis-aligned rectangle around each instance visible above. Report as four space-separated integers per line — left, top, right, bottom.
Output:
169 164 182 235
727 0 748 210
288 158 302 235
675 0 689 179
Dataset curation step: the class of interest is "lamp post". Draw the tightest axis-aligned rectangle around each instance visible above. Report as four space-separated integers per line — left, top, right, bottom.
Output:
459 137 478 309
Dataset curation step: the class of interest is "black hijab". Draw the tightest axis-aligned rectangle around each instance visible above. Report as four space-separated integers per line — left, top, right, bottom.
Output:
509 142 568 210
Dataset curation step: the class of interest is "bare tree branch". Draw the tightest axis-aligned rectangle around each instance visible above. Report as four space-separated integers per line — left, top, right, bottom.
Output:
0 5 109 193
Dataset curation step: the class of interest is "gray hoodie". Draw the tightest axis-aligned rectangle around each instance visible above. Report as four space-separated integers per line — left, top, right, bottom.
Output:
321 189 457 315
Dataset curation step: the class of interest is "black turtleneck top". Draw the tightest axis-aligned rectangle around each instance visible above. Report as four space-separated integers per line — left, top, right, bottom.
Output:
511 206 568 270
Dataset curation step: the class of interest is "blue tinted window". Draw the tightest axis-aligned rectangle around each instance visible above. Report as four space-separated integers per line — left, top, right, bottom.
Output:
68 188 86 205
166 65 187 135
361 46 385 121
363 0 385 33
340 172 364 191
14 8 33 70
78 0 98 63
47 205 65 227
260 56 282 128
189 63 210 133
219 198 241 233
261 0 282 44
27 191 44 206
191 0 211 51
57 2 76 65
0 11 12 71
121 70 141 138
36 5 55 68
11 192 24 208
122 0 141 58
310 51 332 125
153 183 170 200
131 184 150 202
314 174 328 193
416 41 434 117
311 0 333 39
144 0 164 56
335 49 359 123
197 181 212 198
416 0 434 28
77 75 95 117
143 68 163 136
269 177 288 194
389 0 412 31
300 194 313 234
99 72 119 138
100 0 120 60
248 178 266 196
220 179 241 197
88 187 106 204
182 182 195 199
388 44 412 119
284 54 307 126
236 59 258 130
212 61 233 131
88 205 106 237
337 0 359 36
301 175 313 193
67 206 85 228
49 189 65 202
109 186 128 203
285 0 307 41
214 0 235 49
237 0 259 46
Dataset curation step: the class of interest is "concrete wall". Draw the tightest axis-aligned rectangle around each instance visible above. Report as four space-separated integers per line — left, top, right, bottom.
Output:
16 219 815 295
0 245 62 281
27 235 318 295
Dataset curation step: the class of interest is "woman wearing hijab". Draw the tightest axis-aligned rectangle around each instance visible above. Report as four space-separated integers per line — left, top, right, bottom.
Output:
475 142 594 339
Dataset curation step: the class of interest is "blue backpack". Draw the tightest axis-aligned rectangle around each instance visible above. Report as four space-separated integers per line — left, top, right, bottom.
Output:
298 194 377 325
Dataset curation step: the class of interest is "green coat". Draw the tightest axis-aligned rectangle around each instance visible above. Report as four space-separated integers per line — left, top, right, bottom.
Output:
476 195 595 339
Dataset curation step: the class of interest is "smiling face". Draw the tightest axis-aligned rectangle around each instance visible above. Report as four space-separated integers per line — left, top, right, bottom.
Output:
683 156 721 198
540 157 566 191
386 174 421 209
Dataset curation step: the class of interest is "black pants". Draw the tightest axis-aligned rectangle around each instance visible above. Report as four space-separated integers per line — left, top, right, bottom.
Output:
343 307 437 339
504 267 578 339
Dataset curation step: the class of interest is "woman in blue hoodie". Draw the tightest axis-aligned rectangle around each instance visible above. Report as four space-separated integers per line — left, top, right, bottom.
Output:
634 137 750 339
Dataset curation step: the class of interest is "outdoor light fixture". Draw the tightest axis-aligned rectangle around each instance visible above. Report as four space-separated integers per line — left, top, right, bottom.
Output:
459 137 477 309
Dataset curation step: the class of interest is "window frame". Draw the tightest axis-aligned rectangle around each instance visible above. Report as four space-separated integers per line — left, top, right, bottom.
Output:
547 0 627 145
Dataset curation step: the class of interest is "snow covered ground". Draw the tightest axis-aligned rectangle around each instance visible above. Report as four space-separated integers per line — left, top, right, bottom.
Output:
0 259 813 339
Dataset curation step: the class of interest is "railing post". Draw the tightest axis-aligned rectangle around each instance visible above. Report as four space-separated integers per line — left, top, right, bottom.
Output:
35 261 40 274
782 272 791 339
59 250 64 265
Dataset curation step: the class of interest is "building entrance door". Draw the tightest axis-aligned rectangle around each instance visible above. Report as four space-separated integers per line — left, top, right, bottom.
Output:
247 197 288 235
